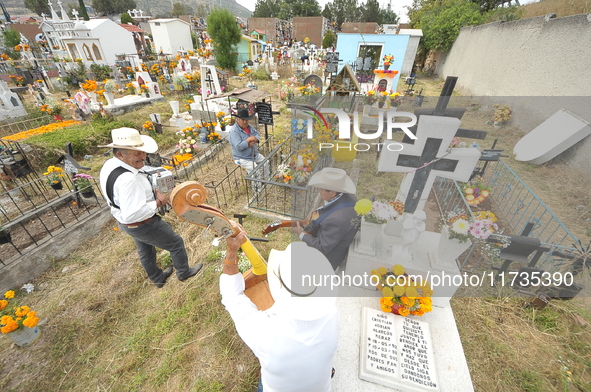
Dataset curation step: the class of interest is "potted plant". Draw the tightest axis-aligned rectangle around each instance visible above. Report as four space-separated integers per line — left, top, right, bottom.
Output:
377 91 389 108
364 90 377 106
383 54 394 70
40 97 64 121
44 165 65 190
0 290 41 346
492 104 512 128
73 173 94 197
389 91 402 108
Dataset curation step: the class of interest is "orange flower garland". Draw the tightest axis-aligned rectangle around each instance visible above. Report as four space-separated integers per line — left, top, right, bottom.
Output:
1 120 83 141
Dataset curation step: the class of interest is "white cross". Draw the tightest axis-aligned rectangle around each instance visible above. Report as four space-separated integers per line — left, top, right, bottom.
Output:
139 10 144 17
377 115 481 212
72 9 79 20
131 9 138 17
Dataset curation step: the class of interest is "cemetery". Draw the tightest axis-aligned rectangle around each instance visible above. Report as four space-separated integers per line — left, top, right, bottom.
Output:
0 3 590 392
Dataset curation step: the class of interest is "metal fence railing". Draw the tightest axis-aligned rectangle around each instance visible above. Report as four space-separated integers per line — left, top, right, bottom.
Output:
0 175 105 267
245 134 331 219
0 115 54 139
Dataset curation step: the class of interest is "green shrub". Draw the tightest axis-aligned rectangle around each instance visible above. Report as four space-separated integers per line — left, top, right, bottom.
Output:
250 68 270 81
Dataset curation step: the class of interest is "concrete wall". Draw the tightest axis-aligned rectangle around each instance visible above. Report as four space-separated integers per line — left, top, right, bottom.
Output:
439 13 591 174
292 17 327 47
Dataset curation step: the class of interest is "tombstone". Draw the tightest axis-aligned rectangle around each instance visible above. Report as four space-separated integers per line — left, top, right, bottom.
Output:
0 80 27 120
200 65 223 99
303 74 323 91
513 109 591 165
134 71 161 98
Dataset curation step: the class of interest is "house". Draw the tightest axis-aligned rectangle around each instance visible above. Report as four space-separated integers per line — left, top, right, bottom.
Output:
247 18 291 46
39 2 136 66
237 35 263 65
148 18 192 55
292 17 328 47
335 33 410 91
118 23 150 56
250 29 266 42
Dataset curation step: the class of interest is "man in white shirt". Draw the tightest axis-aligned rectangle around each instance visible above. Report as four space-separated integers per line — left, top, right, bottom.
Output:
220 227 339 392
99 128 202 288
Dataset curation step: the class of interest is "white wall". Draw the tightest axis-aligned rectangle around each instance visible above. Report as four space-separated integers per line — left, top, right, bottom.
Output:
439 13 591 174
92 20 136 65
150 20 192 54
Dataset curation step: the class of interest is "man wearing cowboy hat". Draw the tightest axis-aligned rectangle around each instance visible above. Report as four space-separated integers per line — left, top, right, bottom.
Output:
221 228 339 392
228 108 266 173
99 128 202 288
292 167 358 271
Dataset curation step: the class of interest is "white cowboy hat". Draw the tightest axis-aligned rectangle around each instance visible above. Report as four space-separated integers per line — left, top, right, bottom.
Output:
98 127 158 153
267 242 338 321
308 167 356 194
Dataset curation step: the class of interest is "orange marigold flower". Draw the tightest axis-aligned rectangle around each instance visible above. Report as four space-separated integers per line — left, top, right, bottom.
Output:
4 290 15 299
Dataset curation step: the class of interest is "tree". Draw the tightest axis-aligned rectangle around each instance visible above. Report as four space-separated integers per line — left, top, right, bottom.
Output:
2 29 22 60
78 0 90 20
24 0 50 16
322 0 361 29
171 2 185 17
207 8 241 71
278 0 321 19
322 29 336 48
360 0 381 23
380 2 398 24
120 12 134 24
253 0 282 17
418 0 483 51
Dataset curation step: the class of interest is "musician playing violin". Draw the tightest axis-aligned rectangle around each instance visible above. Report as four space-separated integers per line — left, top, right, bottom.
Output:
292 168 358 271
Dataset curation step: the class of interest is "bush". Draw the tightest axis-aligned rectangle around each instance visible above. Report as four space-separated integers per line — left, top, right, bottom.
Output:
250 68 270 81
90 64 112 81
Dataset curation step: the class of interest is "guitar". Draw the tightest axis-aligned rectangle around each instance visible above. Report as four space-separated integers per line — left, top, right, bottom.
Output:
262 211 319 236
170 181 273 310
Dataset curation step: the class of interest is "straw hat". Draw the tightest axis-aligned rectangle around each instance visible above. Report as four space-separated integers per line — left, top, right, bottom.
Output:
308 167 356 194
98 127 158 153
267 242 338 321
232 108 255 120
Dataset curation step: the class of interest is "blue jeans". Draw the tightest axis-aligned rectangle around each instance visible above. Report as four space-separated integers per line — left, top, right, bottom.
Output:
120 215 191 283
256 378 263 392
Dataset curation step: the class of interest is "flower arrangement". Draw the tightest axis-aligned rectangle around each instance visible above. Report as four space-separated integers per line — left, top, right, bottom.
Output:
354 199 404 224
207 132 221 144
176 127 200 154
461 176 491 206
382 54 394 66
389 91 402 107
364 90 377 105
238 67 252 78
80 79 97 92
138 84 149 95
126 82 136 94
9 74 25 85
372 265 433 317
275 163 293 184
0 53 9 60
445 210 499 242
73 173 93 191
44 165 64 185
373 70 399 78
103 79 117 93
378 91 389 103
0 290 40 334
216 112 231 128
1 120 82 142
492 104 512 124
40 97 63 116
142 121 154 132
298 83 320 96
280 80 296 101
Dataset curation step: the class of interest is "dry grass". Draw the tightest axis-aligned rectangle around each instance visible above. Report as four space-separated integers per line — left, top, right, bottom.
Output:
521 0 591 19
1 76 590 392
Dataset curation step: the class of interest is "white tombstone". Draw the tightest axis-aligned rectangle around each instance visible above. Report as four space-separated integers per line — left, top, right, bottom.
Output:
199 65 222 99
0 80 27 119
513 108 591 165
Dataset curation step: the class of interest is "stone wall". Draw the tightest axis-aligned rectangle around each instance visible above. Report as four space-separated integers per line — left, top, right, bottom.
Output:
438 13 591 174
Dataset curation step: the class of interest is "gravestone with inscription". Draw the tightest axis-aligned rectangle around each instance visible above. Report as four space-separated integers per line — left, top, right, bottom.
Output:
360 307 439 391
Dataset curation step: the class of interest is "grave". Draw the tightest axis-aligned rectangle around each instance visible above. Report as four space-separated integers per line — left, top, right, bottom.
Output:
0 80 27 120
104 72 164 115
513 108 591 165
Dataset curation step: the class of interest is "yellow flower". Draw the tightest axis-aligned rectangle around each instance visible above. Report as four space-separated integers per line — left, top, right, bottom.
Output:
377 267 387 275
398 307 410 317
392 264 405 276
381 304 392 313
354 199 373 215
0 300 7 310
393 285 405 296
15 306 30 317
400 296 412 306
380 297 394 307
4 290 14 299
406 287 419 297
382 286 393 297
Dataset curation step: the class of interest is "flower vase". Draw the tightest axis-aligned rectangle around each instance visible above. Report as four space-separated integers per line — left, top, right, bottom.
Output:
378 100 385 108
50 182 63 190
493 121 503 130
199 128 209 143
7 326 41 347
384 219 403 237
169 101 180 117
436 226 471 268
87 91 98 105
80 187 95 198
357 218 382 253
104 91 115 106
384 64 390 70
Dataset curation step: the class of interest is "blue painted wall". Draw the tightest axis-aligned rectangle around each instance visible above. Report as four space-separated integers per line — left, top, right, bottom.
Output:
335 33 410 90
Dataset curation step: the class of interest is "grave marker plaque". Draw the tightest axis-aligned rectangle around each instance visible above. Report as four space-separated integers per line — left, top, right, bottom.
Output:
255 102 273 125
360 307 439 391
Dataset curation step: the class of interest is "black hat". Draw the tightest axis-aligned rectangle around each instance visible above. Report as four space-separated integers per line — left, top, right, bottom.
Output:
232 108 255 120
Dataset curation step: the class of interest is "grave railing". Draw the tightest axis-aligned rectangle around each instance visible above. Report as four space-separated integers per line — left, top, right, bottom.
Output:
0 115 53 139
433 159 579 273
0 175 105 267
245 134 331 219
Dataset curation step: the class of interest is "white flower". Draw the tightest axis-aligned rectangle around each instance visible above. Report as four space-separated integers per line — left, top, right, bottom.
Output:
451 219 470 235
22 283 34 293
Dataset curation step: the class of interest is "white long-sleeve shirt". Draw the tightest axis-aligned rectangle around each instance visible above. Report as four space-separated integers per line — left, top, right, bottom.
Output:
99 157 158 224
219 273 339 392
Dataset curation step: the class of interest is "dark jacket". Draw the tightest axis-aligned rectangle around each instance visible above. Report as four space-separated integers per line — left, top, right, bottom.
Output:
302 193 359 270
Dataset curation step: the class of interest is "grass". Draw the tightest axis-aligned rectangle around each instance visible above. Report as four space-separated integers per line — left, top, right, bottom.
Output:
1 75 590 392
520 0 591 19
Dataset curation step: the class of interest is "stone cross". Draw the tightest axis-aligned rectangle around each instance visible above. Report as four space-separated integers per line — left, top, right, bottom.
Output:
139 9 144 17
378 115 481 213
131 9 138 17
72 9 78 20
